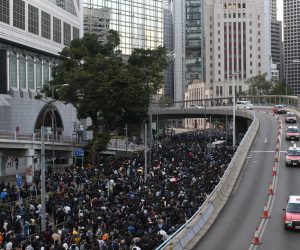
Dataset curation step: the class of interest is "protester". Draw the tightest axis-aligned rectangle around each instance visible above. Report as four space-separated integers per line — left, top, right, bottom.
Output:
0 128 234 249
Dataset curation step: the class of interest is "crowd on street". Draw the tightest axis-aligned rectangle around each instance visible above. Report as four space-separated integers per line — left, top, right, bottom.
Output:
0 128 235 249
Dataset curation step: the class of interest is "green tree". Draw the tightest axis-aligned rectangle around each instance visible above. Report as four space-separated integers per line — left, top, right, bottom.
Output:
271 79 293 95
47 31 167 160
246 73 274 95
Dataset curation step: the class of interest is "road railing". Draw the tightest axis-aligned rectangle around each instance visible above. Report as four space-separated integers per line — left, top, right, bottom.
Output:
156 110 259 250
0 130 86 145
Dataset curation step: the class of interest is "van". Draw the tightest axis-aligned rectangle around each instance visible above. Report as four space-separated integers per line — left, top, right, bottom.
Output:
236 100 253 110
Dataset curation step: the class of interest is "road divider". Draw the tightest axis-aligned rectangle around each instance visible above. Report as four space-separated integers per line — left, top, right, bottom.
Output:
156 111 259 250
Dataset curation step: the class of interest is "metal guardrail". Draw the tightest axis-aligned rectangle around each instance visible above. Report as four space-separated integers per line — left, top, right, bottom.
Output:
0 130 86 145
156 110 260 250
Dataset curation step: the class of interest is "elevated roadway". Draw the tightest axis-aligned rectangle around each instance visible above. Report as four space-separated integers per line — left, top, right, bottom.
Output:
193 108 300 250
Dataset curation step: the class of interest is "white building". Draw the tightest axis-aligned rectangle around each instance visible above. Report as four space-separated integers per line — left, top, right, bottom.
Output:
0 0 84 173
204 0 271 99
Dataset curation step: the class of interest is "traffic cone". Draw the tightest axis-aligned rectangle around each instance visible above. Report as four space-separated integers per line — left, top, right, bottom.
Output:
275 147 279 152
278 125 281 129
278 131 281 136
261 204 270 218
274 156 279 162
276 138 280 144
268 183 274 195
272 165 277 176
252 228 262 245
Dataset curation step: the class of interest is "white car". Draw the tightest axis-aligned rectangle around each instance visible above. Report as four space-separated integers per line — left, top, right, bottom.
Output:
236 101 253 110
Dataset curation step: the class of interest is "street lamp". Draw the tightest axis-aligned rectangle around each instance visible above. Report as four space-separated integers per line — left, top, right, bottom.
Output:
36 83 68 232
230 72 238 148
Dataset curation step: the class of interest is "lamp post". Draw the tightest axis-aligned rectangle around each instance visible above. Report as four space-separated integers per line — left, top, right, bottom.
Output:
231 72 238 148
40 126 46 232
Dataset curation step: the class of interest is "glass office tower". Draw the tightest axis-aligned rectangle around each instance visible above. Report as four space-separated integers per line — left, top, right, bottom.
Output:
84 0 164 55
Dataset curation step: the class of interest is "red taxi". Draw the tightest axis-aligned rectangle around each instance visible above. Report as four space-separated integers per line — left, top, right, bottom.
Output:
283 196 300 229
285 145 300 166
286 126 300 141
273 104 287 114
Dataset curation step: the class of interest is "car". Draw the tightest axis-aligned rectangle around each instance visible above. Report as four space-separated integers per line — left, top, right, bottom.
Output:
283 195 300 229
273 104 287 114
285 144 300 166
236 100 254 110
286 126 300 141
285 112 297 123
189 104 204 109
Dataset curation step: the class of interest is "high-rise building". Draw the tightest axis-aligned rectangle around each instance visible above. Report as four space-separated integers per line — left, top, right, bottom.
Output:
270 0 277 20
284 0 300 94
173 0 204 105
204 0 271 98
164 0 174 99
0 0 83 136
271 19 283 79
83 0 164 56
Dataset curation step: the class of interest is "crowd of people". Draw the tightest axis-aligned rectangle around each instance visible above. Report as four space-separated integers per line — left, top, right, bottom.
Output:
0 128 235 249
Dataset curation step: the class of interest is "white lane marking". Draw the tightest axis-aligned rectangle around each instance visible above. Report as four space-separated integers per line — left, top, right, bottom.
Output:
251 151 285 153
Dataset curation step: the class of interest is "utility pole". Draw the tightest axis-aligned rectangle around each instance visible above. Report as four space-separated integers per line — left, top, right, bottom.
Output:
125 123 128 155
51 86 55 172
232 73 237 148
40 126 46 232
144 123 147 181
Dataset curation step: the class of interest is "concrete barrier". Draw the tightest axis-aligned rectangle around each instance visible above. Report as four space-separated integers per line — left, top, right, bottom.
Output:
156 111 260 250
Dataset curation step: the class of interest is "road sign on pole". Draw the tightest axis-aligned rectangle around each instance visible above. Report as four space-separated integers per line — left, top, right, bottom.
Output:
74 149 84 157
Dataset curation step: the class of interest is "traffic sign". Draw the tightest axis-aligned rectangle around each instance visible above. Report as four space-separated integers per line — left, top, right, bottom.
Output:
75 149 84 157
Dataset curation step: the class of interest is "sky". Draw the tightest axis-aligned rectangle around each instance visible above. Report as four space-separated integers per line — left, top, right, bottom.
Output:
277 0 283 21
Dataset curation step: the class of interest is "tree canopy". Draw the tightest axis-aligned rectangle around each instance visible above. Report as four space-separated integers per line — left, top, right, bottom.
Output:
47 31 167 154
246 74 293 96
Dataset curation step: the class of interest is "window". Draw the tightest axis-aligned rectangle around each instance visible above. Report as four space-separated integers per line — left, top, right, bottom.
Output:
36 60 42 88
216 86 219 95
27 58 34 89
229 85 232 95
13 0 25 30
239 86 242 93
28 4 39 35
53 17 61 43
9 53 17 88
220 86 223 95
19 55 26 89
43 62 49 84
41 11 51 39
63 22 71 45
0 0 10 24
73 27 79 40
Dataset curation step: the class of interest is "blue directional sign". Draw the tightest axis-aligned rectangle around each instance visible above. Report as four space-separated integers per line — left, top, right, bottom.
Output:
75 149 85 157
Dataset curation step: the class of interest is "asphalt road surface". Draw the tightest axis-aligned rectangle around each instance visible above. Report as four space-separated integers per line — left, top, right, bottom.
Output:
194 109 300 250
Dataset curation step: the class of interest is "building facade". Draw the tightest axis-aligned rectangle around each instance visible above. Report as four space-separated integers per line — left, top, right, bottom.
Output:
271 19 283 79
284 0 300 94
173 0 204 105
83 0 164 56
164 0 174 99
0 0 83 175
204 0 271 99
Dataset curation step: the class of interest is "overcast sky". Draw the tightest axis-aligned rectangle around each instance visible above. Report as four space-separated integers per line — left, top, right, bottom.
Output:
277 0 283 21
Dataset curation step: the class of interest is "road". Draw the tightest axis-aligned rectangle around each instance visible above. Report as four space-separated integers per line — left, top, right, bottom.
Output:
194 109 300 250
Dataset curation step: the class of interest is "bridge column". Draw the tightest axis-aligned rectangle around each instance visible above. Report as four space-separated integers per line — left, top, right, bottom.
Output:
67 151 73 166
25 149 35 183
